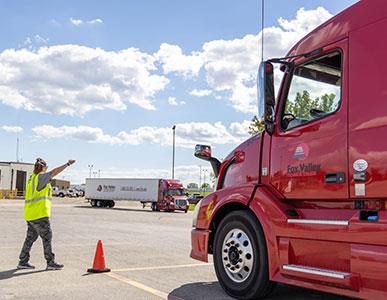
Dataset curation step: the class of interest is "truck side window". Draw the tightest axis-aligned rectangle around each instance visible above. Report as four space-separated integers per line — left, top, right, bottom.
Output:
282 51 342 130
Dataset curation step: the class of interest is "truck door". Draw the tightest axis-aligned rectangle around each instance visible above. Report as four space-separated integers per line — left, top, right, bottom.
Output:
270 40 348 200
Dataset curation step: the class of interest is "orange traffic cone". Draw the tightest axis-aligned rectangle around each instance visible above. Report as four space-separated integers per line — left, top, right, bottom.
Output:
87 240 111 273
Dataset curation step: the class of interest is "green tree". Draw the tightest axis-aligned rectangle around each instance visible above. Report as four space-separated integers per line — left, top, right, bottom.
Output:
249 91 336 135
248 116 265 135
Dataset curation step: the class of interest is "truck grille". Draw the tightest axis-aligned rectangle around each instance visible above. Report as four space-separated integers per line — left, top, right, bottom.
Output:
174 199 187 208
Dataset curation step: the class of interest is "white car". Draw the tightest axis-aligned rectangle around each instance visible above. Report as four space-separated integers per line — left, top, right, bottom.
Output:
52 187 68 197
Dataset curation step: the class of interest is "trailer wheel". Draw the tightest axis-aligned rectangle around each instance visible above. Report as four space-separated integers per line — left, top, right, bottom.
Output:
151 203 157 211
108 201 115 208
96 200 103 208
213 210 275 300
90 200 96 207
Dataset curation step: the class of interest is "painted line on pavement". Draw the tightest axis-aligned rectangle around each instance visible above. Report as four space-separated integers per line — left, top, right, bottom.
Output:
105 272 184 300
112 263 213 272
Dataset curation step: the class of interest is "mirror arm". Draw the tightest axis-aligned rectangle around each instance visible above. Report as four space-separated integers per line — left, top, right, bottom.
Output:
209 158 221 178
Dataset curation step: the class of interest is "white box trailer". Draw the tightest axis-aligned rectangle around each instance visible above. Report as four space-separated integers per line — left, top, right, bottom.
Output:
85 178 188 212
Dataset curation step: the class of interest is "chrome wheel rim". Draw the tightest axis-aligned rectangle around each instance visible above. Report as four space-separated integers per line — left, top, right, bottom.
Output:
222 228 254 283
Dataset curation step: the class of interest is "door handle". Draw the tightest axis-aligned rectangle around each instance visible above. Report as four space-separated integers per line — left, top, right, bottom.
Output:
325 172 345 184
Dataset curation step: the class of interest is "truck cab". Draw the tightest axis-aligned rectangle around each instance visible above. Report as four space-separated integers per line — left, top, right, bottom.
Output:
191 1 387 299
156 179 188 213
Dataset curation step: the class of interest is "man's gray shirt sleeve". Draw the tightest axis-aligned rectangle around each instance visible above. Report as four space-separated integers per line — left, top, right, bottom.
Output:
37 173 52 191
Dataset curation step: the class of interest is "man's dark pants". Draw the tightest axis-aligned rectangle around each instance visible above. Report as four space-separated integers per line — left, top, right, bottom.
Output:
19 217 55 265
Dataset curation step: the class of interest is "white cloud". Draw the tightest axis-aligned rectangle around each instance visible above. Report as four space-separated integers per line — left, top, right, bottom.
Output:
70 18 103 26
88 18 103 25
0 45 169 115
168 96 185 106
156 7 333 114
190 89 212 97
64 165 212 185
168 96 178 105
32 121 251 148
70 18 83 26
229 120 251 137
22 35 49 51
1 125 23 133
155 43 204 78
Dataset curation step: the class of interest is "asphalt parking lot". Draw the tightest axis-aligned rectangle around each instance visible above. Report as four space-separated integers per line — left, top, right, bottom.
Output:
0 198 351 300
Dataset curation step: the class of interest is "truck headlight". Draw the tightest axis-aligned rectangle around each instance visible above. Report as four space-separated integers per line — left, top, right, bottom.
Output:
192 199 202 228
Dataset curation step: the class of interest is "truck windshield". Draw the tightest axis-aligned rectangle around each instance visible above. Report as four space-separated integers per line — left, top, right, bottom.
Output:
167 189 184 196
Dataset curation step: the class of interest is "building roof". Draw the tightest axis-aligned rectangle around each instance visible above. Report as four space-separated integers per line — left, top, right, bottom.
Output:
0 161 34 166
287 0 387 57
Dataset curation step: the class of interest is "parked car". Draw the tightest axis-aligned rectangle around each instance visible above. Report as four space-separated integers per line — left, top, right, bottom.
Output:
67 189 79 197
52 187 68 197
187 194 204 205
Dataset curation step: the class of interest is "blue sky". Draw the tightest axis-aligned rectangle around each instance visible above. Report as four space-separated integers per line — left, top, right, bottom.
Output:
0 0 358 184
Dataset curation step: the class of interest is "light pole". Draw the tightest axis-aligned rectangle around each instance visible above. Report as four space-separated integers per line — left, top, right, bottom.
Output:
198 165 202 190
203 169 208 191
98 169 101 178
88 164 94 178
172 125 176 179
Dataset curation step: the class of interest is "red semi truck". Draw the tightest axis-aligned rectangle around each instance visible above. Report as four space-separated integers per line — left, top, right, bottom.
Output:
191 1 387 299
86 178 188 212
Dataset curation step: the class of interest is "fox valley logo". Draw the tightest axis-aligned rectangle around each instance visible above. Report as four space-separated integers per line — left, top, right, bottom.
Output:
97 185 102 192
293 143 309 160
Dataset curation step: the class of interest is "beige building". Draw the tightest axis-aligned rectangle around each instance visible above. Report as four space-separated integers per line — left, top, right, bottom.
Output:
51 179 70 190
0 162 34 195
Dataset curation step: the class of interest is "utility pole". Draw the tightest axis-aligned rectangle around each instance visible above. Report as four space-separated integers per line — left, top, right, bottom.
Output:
199 165 202 190
16 137 19 162
98 169 101 178
203 169 208 191
88 164 94 178
172 125 176 179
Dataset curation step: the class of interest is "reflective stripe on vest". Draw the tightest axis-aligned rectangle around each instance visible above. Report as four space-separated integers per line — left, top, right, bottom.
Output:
25 196 52 204
24 173 52 221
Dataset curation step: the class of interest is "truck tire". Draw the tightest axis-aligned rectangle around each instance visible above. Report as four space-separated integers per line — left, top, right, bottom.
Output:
96 200 103 208
151 203 157 211
108 201 115 208
213 210 276 300
58 192 64 198
91 200 96 207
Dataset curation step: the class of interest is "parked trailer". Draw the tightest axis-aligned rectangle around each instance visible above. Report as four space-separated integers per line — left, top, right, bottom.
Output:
85 178 188 212
191 1 387 299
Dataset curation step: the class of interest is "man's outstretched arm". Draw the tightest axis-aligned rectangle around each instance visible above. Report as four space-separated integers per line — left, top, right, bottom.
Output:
49 160 76 179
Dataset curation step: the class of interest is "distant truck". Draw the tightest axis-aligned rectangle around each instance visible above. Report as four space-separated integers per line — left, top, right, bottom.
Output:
85 178 188 212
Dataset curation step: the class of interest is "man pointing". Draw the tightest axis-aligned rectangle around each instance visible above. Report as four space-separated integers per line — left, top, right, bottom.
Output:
18 158 76 270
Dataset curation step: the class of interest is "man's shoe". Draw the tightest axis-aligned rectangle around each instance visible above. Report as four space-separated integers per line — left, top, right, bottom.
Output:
46 262 64 270
17 262 35 270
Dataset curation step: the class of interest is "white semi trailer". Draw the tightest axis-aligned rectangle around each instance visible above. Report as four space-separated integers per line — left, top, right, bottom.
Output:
85 178 188 212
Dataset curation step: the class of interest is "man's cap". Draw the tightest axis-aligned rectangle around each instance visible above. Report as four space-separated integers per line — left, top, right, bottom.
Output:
35 158 47 167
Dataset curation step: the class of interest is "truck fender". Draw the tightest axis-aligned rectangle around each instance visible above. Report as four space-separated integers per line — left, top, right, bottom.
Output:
248 185 293 279
205 184 256 254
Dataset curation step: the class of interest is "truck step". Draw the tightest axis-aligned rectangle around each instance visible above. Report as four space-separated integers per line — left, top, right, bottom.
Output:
281 264 359 291
283 264 349 279
287 219 348 226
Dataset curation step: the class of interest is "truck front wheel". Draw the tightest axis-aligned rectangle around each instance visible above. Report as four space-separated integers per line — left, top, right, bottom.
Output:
213 210 275 300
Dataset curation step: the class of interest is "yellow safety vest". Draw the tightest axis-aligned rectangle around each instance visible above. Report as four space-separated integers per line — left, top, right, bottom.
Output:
24 173 52 221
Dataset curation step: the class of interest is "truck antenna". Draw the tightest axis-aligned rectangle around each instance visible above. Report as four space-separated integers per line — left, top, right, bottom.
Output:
261 0 264 62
